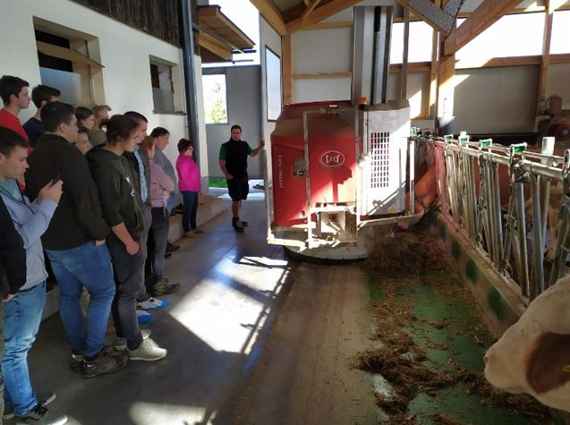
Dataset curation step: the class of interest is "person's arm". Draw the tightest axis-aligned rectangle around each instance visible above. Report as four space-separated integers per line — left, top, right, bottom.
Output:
61 149 110 241
15 181 61 249
111 223 139 255
93 167 139 254
218 144 233 179
155 165 175 193
249 139 265 158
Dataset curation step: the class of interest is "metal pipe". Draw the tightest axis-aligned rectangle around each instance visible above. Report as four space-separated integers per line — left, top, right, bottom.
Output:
531 175 544 298
514 179 530 297
180 0 201 165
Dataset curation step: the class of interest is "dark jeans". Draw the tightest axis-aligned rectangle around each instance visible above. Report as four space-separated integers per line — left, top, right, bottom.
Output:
182 191 199 232
107 237 144 351
46 243 116 358
139 206 152 301
145 208 169 290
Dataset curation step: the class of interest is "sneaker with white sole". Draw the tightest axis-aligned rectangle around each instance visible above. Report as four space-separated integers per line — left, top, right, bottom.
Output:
14 402 68 425
136 297 170 311
136 309 153 326
112 329 151 351
4 393 56 421
128 337 167 362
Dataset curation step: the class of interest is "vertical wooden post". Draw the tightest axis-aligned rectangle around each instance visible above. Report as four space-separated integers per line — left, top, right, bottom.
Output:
427 0 443 121
537 0 555 117
282 33 293 105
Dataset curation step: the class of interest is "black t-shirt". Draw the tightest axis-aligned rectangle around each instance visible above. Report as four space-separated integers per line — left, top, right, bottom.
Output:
219 140 252 179
23 117 44 148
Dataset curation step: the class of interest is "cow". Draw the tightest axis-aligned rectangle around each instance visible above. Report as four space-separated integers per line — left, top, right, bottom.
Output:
484 275 570 412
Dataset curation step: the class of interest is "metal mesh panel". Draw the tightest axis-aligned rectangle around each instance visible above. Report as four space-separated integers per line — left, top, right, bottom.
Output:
369 131 390 188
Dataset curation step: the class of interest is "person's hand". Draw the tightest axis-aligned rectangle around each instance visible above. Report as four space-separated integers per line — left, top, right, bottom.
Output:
226 173 234 180
259 139 265 148
3 293 15 303
95 240 106 246
125 240 140 255
39 180 63 204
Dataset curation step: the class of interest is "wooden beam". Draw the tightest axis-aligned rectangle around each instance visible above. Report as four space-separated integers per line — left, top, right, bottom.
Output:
444 0 523 56
302 0 323 21
249 0 287 35
197 31 233 61
293 72 352 80
456 53 570 69
286 0 362 33
282 34 293 105
299 20 353 31
396 0 456 33
537 0 555 111
427 28 440 119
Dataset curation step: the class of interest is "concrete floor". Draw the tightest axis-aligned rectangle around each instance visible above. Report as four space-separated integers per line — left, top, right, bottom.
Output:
26 188 378 425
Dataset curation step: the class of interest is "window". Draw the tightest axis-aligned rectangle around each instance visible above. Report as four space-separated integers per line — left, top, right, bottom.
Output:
203 74 229 124
390 21 433 64
265 47 282 121
552 11 570 54
456 14 544 62
33 19 104 106
150 58 176 113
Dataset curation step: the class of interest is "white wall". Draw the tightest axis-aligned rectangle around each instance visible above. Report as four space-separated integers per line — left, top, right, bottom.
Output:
0 0 208 183
260 16 282 179
289 4 570 133
453 67 539 133
204 66 262 178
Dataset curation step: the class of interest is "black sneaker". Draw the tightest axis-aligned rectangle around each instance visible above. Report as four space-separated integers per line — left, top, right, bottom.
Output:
152 278 180 296
15 403 67 424
70 353 84 373
240 220 248 227
166 242 180 254
5 394 56 421
81 350 128 379
232 218 244 233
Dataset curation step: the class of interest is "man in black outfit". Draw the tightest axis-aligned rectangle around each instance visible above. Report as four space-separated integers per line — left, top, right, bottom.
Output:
218 125 264 232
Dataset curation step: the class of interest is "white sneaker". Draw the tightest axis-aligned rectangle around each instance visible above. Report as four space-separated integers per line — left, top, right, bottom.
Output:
112 329 151 351
137 297 169 310
128 337 167 362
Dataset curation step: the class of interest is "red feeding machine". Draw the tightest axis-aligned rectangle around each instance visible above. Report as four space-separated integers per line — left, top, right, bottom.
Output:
265 3 419 260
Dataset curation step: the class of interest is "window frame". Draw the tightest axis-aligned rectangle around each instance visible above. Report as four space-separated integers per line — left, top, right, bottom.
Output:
202 72 230 125
265 46 283 122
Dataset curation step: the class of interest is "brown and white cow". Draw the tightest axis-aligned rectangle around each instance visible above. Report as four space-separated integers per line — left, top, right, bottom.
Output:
484 275 570 412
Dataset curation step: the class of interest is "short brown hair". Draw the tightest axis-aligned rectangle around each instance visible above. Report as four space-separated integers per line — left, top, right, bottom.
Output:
106 115 138 145
93 104 111 115
141 135 155 153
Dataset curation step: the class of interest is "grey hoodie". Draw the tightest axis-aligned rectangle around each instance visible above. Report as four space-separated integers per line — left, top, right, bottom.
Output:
0 179 57 291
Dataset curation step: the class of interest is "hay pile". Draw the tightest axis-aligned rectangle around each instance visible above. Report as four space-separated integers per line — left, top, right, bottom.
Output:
358 222 551 424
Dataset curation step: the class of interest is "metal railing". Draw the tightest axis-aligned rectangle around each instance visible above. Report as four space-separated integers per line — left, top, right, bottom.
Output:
416 131 570 301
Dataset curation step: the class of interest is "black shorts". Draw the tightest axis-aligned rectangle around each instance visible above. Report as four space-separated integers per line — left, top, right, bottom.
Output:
227 177 249 201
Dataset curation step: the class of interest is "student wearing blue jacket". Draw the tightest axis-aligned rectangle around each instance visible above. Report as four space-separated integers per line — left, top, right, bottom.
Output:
0 128 67 424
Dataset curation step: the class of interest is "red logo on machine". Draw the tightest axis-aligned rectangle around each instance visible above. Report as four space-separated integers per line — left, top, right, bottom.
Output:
320 150 345 168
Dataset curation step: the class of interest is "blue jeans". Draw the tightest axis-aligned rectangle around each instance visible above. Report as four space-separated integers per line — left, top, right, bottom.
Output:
2 282 46 416
182 191 199 232
46 242 116 358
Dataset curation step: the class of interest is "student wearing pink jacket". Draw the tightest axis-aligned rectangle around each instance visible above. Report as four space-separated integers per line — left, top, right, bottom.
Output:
176 139 201 236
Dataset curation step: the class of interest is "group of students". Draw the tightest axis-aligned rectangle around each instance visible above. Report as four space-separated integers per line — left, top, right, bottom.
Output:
0 75 202 425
